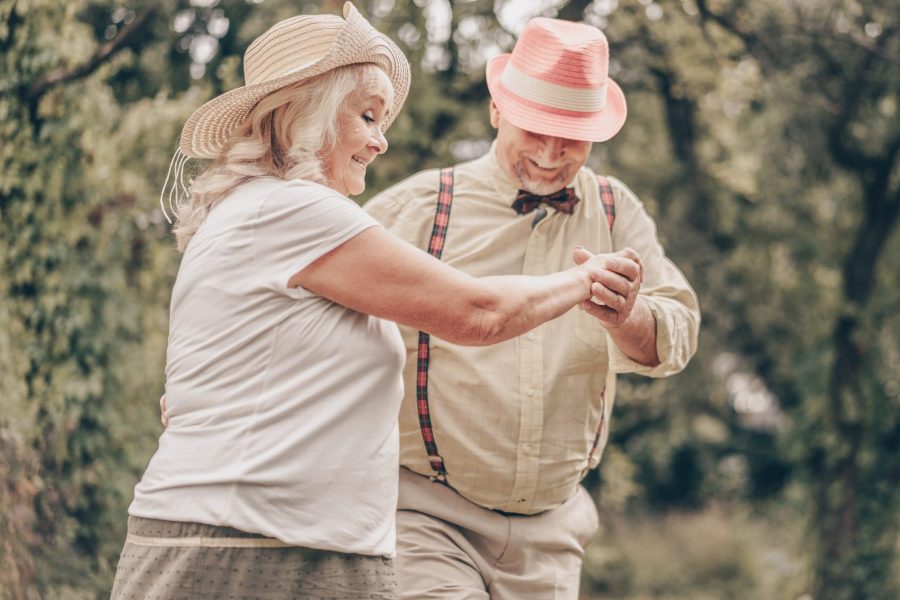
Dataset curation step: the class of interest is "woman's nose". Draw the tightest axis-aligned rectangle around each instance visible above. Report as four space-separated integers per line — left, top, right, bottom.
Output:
371 129 389 154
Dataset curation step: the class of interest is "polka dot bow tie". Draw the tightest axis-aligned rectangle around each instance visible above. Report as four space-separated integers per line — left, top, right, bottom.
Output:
511 188 580 215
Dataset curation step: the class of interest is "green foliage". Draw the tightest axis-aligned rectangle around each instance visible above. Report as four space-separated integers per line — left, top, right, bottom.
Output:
582 501 810 600
1 1 183 596
1 0 897 598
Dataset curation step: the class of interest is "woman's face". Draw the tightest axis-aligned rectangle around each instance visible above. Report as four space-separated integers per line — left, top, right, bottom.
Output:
323 68 394 197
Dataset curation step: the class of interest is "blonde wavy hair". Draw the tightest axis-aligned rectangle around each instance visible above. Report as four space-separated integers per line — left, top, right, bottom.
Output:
173 63 383 252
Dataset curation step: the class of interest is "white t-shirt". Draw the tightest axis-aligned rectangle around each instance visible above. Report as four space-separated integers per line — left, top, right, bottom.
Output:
129 177 406 557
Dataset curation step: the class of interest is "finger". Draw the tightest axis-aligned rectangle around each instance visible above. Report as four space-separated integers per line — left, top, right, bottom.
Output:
595 282 636 319
591 270 634 298
615 248 644 281
572 246 594 265
602 256 641 281
581 298 618 324
589 282 615 306
616 247 641 262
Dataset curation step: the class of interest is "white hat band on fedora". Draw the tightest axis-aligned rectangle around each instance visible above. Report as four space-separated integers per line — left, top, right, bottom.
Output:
499 62 608 113
178 2 410 159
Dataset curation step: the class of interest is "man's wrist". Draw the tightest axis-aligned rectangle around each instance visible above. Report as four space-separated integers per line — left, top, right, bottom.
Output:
608 296 660 366
603 295 648 331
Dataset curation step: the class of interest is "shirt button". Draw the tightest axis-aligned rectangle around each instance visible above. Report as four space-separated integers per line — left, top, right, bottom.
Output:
526 388 535 397
527 332 536 341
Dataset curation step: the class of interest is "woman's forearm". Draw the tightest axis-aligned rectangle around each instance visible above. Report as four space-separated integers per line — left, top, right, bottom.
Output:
294 228 602 345
457 267 593 346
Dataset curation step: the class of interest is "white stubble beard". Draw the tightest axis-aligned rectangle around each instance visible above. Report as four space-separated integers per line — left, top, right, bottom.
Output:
512 159 571 195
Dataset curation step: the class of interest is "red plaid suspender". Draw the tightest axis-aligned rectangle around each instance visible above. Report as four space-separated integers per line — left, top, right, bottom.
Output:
416 167 455 481
415 171 618 479
597 175 616 232
587 386 609 463
588 175 617 464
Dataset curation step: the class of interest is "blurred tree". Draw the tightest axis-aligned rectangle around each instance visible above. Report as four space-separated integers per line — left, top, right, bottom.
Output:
688 1 900 597
1 0 188 596
2 0 897 598
587 0 900 597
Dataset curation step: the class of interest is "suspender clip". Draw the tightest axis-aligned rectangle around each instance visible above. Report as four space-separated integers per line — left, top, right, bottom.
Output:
428 472 448 484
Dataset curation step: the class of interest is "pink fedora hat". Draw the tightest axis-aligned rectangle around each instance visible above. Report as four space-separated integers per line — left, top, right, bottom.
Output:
486 17 626 143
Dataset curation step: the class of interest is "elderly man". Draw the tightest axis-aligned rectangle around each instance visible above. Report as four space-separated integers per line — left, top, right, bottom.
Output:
363 15 700 600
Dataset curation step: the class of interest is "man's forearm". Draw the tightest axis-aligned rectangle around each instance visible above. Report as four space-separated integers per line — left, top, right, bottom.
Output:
605 296 659 366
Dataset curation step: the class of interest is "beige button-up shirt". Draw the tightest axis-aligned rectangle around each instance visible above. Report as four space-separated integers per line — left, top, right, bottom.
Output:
364 145 700 514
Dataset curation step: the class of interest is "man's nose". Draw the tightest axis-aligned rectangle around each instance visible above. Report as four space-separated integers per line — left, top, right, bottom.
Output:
536 135 566 161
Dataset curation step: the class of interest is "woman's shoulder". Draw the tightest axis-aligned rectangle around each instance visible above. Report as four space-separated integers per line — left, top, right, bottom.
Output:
251 177 359 213
258 176 346 200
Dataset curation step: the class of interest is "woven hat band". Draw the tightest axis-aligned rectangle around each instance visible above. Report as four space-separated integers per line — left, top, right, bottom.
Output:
500 61 607 113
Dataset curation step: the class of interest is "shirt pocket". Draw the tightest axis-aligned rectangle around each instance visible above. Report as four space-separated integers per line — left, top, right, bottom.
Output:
574 309 608 352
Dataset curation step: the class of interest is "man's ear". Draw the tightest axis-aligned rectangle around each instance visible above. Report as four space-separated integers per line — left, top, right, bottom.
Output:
489 99 501 129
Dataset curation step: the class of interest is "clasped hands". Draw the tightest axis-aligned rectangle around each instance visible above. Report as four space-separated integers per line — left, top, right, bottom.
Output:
574 246 643 328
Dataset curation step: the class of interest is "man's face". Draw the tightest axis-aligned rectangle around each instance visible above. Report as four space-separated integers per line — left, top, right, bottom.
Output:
490 101 593 195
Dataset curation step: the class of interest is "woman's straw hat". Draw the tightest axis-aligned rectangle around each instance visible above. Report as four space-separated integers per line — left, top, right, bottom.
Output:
179 2 410 159
486 17 627 143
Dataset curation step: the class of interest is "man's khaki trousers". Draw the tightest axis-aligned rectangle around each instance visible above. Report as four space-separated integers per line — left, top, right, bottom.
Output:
396 467 600 599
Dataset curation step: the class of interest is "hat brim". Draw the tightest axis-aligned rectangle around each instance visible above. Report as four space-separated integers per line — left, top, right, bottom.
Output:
179 65 328 159
179 2 409 159
486 54 627 143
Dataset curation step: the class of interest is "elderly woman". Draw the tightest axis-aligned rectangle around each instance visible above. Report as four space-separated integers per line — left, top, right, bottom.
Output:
111 3 626 599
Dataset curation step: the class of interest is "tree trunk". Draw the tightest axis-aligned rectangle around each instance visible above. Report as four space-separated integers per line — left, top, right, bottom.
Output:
813 155 900 599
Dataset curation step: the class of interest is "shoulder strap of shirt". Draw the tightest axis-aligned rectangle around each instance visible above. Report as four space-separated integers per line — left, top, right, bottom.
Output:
416 167 454 482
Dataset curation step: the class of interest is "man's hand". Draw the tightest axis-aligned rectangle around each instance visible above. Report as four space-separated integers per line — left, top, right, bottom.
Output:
160 394 169 427
574 246 644 328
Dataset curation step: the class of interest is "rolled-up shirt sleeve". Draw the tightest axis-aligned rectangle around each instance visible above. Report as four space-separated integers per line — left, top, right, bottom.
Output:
604 177 700 377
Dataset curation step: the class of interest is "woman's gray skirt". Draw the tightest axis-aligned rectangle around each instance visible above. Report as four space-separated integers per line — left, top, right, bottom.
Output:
110 516 397 600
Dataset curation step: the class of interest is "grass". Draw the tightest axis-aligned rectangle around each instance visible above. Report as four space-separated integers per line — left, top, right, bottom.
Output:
580 501 811 600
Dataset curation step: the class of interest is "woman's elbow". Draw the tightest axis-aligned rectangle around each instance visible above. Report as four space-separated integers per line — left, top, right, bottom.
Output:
423 281 518 345
440 305 509 346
